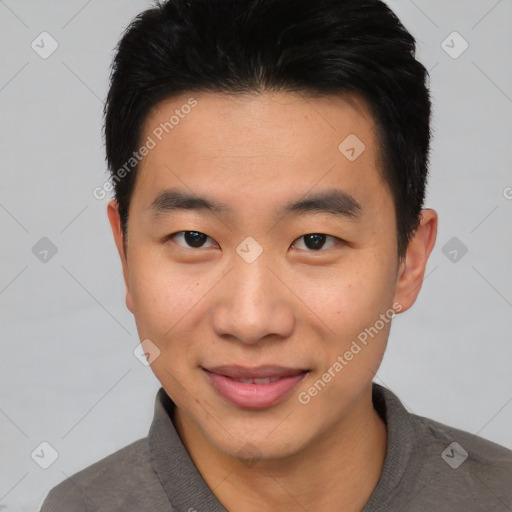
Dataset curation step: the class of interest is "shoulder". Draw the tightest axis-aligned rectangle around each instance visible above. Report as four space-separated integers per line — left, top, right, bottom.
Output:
373 384 512 510
39 438 168 512
412 411 512 467
408 411 512 508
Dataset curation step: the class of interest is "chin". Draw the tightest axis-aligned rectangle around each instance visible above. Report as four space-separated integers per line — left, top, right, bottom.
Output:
225 436 304 464
201 416 310 463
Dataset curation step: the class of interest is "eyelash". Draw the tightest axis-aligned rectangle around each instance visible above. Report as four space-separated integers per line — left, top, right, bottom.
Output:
167 231 342 251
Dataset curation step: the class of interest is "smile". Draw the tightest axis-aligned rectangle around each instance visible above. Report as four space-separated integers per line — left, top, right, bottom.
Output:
202 365 309 409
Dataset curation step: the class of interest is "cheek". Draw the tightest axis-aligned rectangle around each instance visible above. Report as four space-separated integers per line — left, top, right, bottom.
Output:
127 259 201 389
294 256 395 334
126 250 220 354
127 254 191 336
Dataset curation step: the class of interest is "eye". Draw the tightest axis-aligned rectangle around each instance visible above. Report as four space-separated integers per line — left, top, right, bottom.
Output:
292 233 340 251
169 231 218 249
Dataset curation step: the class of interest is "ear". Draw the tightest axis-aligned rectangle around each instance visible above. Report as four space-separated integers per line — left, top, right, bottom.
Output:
393 208 438 314
107 200 134 313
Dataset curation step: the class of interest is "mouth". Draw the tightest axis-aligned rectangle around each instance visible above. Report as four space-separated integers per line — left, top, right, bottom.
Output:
202 365 310 409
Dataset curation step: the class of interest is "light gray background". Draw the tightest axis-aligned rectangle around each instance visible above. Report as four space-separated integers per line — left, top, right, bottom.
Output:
0 0 511 510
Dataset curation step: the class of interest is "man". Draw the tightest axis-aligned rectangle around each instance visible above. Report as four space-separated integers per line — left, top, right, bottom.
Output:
41 0 512 510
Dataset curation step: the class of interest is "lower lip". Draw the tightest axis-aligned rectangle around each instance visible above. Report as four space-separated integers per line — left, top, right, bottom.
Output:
204 370 307 409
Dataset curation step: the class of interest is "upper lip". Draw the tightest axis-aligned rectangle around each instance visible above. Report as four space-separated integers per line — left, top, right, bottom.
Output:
203 365 309 379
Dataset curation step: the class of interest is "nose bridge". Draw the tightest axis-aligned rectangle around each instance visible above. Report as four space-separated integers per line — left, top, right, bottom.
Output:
232 255 273 306
211 252 295 344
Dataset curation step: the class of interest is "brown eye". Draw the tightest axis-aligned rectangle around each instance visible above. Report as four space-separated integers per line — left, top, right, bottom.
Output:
292 233 339 251
170 231 217 249
184 231 207 247
304 234 326 250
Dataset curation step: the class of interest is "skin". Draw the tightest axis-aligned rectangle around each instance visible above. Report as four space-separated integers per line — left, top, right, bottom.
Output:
108 91 437 512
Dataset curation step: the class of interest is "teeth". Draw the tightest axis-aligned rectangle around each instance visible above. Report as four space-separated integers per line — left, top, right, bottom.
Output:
254 377 280 384
233 377 281 384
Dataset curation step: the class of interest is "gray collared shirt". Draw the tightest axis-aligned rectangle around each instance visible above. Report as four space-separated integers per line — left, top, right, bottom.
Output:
40 384 512 511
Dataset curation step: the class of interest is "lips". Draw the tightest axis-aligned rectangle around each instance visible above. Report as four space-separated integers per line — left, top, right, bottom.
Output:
203 365 309 409
205 365 307 380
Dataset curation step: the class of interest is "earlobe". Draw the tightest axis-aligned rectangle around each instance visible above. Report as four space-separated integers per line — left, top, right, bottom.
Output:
393 209 438 313
107 200 134 313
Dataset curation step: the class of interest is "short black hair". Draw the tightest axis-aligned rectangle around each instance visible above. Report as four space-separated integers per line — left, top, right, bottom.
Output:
104 0 431 258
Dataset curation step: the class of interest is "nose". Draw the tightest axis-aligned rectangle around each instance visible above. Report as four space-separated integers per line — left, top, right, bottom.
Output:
211 256 295 345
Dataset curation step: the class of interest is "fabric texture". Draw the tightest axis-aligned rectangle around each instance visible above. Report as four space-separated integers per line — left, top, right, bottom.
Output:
40 384 512 511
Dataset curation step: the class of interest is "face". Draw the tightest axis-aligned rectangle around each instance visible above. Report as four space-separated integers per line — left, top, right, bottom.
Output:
109 91 426 461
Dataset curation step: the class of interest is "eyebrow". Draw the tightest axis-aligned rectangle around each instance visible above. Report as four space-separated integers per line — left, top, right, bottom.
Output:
149 189 231 216
279 189 362 220
148 188 362 220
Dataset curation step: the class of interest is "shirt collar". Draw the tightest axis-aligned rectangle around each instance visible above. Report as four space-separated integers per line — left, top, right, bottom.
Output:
148 383 416 510
148 387 228 511
363 383 417 510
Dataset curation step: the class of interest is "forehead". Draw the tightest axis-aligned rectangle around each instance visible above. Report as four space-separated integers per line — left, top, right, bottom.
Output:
134 91 390 214
142 90 376 157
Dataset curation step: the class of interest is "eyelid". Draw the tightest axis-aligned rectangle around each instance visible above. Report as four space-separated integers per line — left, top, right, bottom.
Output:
291 234 342 251
167 231 218 249
163 231 343 251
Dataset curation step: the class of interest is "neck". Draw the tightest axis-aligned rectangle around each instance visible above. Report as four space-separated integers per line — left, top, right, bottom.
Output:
174 384 387 512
